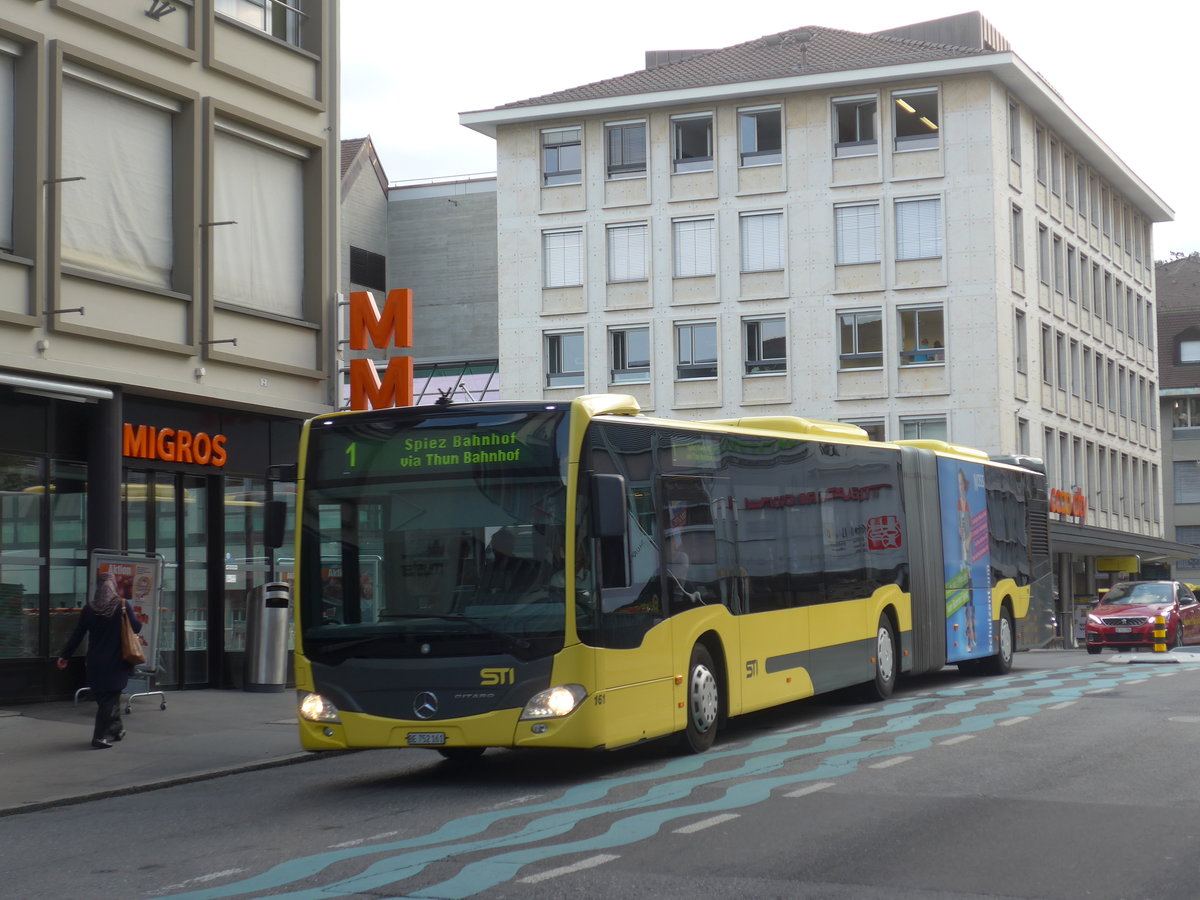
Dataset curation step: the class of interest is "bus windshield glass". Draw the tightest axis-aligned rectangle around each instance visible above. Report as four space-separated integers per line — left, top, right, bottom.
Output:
297 407 571 662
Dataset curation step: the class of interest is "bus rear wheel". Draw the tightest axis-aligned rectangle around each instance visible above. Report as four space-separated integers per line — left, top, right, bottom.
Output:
680 644 720 753
862 614 897 701
980 607 1014 675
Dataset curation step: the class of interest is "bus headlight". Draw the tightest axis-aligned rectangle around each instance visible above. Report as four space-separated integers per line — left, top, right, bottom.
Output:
298 691 341 723
520 684 587 720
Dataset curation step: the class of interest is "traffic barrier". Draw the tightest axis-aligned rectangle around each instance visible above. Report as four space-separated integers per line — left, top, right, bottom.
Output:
1153 615 1167 653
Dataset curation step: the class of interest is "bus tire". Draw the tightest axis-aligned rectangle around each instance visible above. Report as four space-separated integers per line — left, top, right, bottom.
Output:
862 614 897 701
437 747 486 761
680 644 720 753
981 607 1014 675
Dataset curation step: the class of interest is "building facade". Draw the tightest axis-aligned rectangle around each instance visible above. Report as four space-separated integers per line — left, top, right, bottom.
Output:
461 13 1194 636
1156 254 1200 581
0 1 338 702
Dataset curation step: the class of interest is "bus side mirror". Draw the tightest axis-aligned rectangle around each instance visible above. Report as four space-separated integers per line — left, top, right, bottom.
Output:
264 500 287 549
590 473 630 589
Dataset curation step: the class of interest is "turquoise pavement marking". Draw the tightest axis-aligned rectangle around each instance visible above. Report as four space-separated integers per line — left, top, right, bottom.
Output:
159 663 1183 900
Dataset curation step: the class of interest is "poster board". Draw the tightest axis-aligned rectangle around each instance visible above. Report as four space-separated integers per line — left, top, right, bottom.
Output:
89 550 163 673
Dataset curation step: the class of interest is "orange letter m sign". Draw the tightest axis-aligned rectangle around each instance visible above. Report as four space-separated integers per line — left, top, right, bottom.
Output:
348 289 414 411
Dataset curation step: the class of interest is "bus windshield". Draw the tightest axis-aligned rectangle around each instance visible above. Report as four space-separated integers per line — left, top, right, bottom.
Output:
297 407 571 662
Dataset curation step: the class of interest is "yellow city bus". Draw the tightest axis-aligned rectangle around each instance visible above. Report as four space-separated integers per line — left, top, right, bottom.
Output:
273 394 1053 758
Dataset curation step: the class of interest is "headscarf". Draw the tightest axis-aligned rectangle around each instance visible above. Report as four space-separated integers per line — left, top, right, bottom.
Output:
89 572 123 618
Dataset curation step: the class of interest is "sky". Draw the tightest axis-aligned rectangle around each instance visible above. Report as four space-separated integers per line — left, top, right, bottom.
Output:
340 1 1200 257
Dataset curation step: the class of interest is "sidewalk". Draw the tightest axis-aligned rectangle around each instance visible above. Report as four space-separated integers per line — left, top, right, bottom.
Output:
0 687 314 816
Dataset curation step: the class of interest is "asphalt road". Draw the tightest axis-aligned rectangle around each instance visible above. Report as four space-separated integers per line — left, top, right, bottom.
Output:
6 649 1200 900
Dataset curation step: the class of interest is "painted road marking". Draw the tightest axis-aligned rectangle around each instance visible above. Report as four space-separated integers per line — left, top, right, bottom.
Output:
939 734 975 745
518 854 619 884
674 813 740 834
785 781 835 798
869 755 912 768
997 716 1031 726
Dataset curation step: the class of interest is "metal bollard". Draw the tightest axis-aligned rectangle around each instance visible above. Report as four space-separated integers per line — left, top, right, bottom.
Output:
1153 615 1167 653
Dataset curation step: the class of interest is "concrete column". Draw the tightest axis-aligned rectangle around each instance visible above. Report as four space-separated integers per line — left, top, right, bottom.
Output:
86 388 123 554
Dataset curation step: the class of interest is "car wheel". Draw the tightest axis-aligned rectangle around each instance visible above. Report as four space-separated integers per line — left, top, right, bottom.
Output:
1174 622 1185 649
981 607 1014 675
861 614 897 700
679 644 720 753
1086 645 1101 655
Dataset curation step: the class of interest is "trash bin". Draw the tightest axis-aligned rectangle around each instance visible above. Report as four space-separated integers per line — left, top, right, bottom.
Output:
245 581 290 692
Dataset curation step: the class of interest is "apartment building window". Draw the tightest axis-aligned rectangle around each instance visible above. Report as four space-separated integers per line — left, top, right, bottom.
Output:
1067 246 1077 303
545 331 585 388
1041 325 1053 384
739 106 782 166
1135 295 1144 344
676 321 718 379
1178 328 1200 364
744 316 786 374
1101 185 1111 236
1125 288 1135 338
1095 354 1105 409
740 211 784 272
607 223 647 283
901 416 947 441
1017 417 1030 455
541 127 581 186
1104 272 1113 324
1097 451 1108 512
1107 360 1117 413
838 309 882 369
543 228 583 288
1174 398 1200 429
1077 163 1088 219
899 306 944 365
673 113 713 173
1083 347 1093 402
0 47 13 251
1092 264 1103 316
834 95 877 157
213 121 306 318
1007 101 1020 164
1049 138 1061 196
895 197 942 260
1070 339 1080 397
61 67 177 290
349 247 386 292
836 202 880 265
1055 331 1067 389
606 120 646 179
1052 234 1064 294
609 326 650 384
1080 254 1090 312
1113 202 1123 248
1035 125 1047 185
1011 206 1024 269
892 88 939 150
1063 151 1074 205
216 0 304 46
673 216 715 277
1037 225 1050 285
1014 309 1027 374
1043 429 1056 489
844 419 885 442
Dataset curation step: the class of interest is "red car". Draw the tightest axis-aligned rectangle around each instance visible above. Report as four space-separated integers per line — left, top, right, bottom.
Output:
1085 581 1200 654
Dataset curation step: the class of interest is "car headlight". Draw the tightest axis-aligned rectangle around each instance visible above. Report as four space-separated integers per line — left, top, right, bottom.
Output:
520 684 587 720
298 691 341 723
1087 615 1102 626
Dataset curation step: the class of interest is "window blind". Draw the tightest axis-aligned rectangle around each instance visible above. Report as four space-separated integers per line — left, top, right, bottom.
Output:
895 197 942 260
740 212 783 272
674 218 715 277
836 204 880 265
543 229 582 287
607 224 647 282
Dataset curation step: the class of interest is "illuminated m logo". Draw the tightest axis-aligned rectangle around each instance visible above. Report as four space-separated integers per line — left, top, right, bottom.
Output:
347 289 414 411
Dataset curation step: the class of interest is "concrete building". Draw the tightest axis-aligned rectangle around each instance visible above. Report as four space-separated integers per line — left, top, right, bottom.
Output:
460 12 1195 634
1156 254 1200 582
0 2 338 701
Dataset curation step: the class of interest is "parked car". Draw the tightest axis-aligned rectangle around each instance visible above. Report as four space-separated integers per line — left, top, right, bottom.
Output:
1084 581 1200 654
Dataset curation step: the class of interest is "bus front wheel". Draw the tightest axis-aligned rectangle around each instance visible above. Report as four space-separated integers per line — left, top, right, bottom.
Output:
680 644 720 753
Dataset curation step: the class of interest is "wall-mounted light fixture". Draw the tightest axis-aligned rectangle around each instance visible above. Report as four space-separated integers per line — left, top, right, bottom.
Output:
146 0 177 21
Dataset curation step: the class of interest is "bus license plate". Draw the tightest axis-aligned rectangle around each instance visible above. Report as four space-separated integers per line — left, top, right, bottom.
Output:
407 732 446 746
1115 626 1132 633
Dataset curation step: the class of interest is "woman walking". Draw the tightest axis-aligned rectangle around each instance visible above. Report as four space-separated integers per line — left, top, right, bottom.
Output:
56 573 143 749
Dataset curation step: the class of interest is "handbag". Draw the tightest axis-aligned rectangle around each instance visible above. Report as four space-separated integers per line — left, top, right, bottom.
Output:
119 603 146 667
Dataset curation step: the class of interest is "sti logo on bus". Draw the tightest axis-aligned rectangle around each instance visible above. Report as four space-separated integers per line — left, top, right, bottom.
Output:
480 668 514 686
348 289 414 411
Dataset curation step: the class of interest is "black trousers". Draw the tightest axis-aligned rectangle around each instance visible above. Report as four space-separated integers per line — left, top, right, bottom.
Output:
92 690 123 741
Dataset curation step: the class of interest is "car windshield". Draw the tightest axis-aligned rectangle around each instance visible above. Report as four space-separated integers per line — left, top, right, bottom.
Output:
1103 583 1174 605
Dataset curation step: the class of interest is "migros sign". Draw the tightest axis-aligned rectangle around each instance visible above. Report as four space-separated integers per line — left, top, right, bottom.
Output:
123 424 228 468
348 289 414 411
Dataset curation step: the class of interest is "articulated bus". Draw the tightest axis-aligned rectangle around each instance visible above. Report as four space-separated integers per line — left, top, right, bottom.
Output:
278 394 1054 758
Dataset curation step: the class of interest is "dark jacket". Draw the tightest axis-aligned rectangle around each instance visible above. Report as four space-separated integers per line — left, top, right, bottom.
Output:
60 601 144 692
